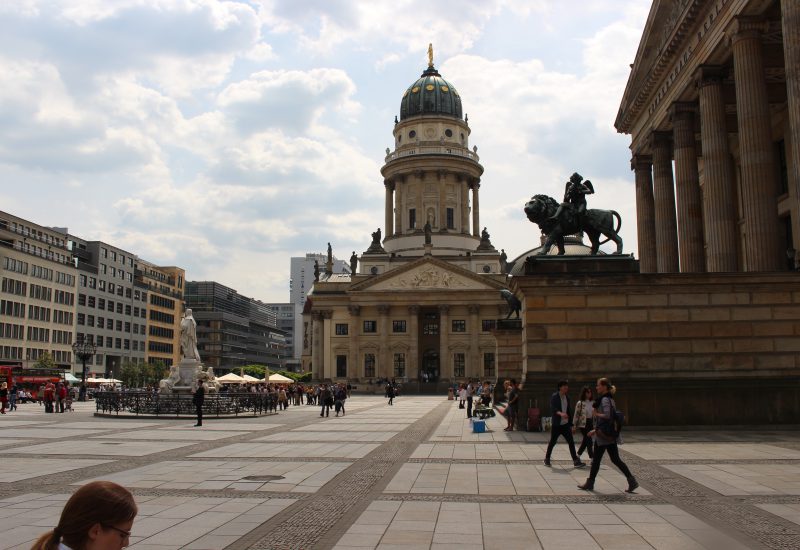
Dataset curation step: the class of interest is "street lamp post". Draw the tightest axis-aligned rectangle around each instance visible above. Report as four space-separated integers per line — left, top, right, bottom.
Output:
72 340 97 402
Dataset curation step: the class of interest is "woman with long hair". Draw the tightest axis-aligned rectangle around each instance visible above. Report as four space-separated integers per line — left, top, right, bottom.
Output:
572 385 594 460
31 481 137 550
578 378 638 493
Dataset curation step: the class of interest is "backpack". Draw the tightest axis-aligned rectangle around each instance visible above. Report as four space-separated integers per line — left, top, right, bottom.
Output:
599 396 624 438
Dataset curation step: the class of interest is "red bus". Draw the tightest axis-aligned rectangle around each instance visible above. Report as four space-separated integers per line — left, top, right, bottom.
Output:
0 366 62 400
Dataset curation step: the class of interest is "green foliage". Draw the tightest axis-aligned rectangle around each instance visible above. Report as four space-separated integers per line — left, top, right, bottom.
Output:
119 360 170 387
242 364 267 378
34 351 56 370
275 370 312 383
150 360 168 383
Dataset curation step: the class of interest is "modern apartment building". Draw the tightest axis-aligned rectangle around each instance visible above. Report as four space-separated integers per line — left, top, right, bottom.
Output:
289 253 350 359
186 281 287 372
71 237 146 377
265 302 294 359
0 210 77 370
136 260 184 367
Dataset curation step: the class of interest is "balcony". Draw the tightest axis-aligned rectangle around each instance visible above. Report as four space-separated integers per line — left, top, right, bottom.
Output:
384 145 480 164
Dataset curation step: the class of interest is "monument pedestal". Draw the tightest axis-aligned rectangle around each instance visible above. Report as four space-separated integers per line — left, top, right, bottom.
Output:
172 358 202 393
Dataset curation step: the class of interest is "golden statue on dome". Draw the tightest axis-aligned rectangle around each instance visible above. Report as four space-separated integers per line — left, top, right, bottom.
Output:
427 43 434 67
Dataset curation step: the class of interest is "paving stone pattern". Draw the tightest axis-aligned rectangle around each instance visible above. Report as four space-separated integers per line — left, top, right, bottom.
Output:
1 398 800 549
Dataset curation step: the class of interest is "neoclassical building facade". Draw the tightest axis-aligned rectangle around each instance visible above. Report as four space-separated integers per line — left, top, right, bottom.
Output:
302 57 508 390
616 0 800 273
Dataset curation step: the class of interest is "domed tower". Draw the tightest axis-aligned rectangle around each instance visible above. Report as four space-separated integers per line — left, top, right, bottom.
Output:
380 47 484 256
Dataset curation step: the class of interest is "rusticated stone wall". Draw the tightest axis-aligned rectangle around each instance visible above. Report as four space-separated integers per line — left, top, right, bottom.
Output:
512 271 800 426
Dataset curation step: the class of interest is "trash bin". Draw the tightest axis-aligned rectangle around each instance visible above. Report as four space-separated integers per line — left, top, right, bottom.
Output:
447 388 454 400
472 419 486 433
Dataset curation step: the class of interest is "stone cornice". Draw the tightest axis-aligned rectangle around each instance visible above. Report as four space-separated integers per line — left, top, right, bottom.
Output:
616 0 712 134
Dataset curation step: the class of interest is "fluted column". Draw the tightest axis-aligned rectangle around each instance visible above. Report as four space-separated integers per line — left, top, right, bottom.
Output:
729 17 782 271
782 1 800 208
384 181 394 239
696 66 739 271
632 154 658 273
460 177 470 233
311 312 322 380
408 305 419 380
651 132 679 272
378 305 390 379
438 305 449 381
468 305 480 378
321 310 333 379
471 182 481 236
394 184 402 235
438 172 448 230
671 103 706 272
348 305 360 380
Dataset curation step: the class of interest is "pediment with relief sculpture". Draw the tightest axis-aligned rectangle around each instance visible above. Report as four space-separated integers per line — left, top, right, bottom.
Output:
351 258 505 292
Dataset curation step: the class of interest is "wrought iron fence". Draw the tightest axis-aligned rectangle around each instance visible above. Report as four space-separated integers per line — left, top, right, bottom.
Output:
94 391 278 417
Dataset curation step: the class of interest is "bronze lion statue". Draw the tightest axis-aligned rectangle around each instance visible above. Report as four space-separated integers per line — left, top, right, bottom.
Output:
524 194 622 255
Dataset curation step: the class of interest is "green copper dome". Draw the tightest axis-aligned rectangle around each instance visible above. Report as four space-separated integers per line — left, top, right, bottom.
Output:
400 66 463 121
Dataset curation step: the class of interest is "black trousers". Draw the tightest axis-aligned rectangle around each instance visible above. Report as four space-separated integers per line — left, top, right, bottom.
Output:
320 402 331 416
195 404 203 425
577 423 594 457
588 442 633 481
466 396 473 418
545 424 579 461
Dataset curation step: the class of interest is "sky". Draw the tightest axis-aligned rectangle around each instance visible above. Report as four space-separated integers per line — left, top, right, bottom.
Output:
0 0 652 303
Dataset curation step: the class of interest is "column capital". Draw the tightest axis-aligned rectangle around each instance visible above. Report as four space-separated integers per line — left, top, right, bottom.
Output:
669 101 697 122
469 180 481 190
631 153 653 171
467 304 480 314
321 310 334 320
414 169 425 180
408 305 420 314
438 304 450 314
347 305 361 317
311 311 324 321
650 130 673 150
377 304 390 315
384 179 395 191
694 65 727 88
726 16 768 45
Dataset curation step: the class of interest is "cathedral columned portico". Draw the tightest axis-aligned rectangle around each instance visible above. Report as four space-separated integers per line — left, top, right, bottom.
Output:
616 0 800 273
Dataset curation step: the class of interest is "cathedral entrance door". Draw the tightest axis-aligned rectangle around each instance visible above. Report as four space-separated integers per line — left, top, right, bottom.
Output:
421 349 439 383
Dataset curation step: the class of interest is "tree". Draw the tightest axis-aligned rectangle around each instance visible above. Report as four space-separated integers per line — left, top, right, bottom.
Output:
150 360 167 385
34 351 56 370
242 364 267 378
120 360 139 388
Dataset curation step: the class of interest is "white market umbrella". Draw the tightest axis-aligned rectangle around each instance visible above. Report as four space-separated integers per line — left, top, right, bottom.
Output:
64 373 80 383
268 373 295 384
242 374 261 383
217 372 246 384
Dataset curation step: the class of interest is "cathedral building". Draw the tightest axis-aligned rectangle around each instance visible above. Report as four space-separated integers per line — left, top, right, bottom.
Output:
302 53 509 391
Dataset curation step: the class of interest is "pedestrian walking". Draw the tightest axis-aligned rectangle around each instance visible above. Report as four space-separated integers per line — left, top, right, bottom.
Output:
319 384 332 417
386 383 395 406
544 380 585 468
0 382 7 414
31 480 137 550
504 379 519 431
466 381 474 418
8 383 17 411
193 381 205 427
573 385 595 460
57 382 67 413
578 377 638 493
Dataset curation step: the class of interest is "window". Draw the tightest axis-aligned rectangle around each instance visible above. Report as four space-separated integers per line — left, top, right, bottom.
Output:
79 274 87 287
422 313 438 335
77 313 85 325
106 337 113 348
392 320 406 333
393 353 406 377
452 319 466 332
116 320 122 331
107 300 114 312
89 277 97 289
364 353 375 377
116 303 122 314
335 323 349 335
482 319 496 332
483 352 495 377
336 355 347 378
87 315 94 327
115 338 122 349
453 353 466 377
125 305 131 315
106 319 113 330
363 320 377 333
446 207 454 229
108 283 115 293
88 296 95 308
78 293 86 306
409 208 416 229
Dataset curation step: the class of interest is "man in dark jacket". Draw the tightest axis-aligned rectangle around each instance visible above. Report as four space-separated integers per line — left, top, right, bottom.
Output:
544 380 584 468
193 382 205 427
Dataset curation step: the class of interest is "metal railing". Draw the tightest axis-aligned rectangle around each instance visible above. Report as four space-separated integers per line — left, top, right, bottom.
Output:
94 390 278 417
384 146 480 163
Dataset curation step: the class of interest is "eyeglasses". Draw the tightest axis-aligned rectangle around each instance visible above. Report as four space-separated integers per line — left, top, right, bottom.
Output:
102 524 131 539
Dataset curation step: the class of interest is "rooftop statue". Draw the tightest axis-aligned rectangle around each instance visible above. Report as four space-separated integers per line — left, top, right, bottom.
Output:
500 289 521 319
350 251 358 274
424 221 432 245
524 173 622 255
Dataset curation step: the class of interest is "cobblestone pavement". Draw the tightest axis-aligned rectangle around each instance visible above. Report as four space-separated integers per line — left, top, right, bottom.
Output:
1 397 800 549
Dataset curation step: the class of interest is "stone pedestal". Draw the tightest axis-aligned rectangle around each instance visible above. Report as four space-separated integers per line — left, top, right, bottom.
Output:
172 358 202 393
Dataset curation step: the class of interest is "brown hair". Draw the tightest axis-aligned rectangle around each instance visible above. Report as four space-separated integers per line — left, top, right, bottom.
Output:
578 385 593 401
31 481 137 550
597 377 617 396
